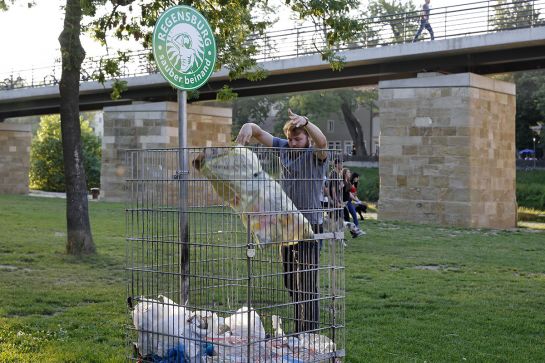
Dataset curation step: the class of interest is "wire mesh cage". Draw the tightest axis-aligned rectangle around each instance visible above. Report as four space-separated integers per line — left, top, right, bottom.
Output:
126 146 345 362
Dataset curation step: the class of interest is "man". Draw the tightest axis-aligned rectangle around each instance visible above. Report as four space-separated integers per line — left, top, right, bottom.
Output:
413 0 434 42
235 109 327 333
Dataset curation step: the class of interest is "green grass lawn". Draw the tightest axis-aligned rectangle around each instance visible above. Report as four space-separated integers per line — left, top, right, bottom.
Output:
1 195 545 362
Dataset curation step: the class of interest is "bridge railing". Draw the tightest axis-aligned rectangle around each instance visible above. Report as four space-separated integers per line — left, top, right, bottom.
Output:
1 0 544 91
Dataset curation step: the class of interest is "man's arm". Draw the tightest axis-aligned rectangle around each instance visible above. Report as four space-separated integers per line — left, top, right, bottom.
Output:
235 123 274 147
288 109 328 160
306 121 328 160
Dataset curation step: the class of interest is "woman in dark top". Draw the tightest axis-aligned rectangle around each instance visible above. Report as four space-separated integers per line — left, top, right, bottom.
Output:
343 168 365 237
350 172 368 220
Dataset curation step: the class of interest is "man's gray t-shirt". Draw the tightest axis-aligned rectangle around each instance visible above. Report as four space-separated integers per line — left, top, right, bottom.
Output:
272 137 327 225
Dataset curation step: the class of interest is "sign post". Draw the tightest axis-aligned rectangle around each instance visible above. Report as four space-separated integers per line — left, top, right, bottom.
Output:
152 5 216 303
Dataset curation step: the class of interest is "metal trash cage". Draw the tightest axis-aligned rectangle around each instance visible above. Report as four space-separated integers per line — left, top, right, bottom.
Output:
125 146 345 362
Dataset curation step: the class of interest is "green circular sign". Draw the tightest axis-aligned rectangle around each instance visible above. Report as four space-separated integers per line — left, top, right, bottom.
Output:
152 5 216 90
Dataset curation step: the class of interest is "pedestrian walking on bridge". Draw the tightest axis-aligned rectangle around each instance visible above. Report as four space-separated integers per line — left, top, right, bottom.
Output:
413 0 434 42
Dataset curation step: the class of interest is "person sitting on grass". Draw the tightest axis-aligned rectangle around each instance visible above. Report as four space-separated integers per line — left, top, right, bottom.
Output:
350 172 368 220
342 168 365 237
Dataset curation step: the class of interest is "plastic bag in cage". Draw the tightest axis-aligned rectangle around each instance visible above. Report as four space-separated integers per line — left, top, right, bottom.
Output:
188 310 223 337
132 295 205 360
223 306 266 339
193 146 314 246
203 335 271 362
298 333 336 355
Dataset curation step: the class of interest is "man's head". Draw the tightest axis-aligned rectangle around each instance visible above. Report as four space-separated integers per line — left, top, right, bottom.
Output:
425 0 430 4
333 159 343 171
283 121 310 148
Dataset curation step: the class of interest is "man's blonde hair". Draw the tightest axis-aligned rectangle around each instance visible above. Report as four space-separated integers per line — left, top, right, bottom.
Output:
282 121 308 137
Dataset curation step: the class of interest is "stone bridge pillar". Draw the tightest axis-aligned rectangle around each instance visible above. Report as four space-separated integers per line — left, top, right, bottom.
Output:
0 124 31 194
100 102 232 201
378 73 516 228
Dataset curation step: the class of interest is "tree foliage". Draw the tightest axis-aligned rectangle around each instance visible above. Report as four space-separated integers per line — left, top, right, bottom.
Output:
368 0 418 44
491 0 543 30
84 0 364 90
30 115 101 192
513 70 545 152
288 88 377 157
232 94 290 139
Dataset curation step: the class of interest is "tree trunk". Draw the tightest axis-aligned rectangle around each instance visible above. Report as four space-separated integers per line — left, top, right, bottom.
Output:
340 101 368 158
59 0 95 255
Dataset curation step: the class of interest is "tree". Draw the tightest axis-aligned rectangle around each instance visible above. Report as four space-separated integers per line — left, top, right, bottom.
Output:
491 0 543 30
286 0 362 68
513 70 545 151
30 115 101 192
537 123 544 158
368 0 418 44
88 0 365 88
56 0 96 255
232 94 290 139
288 88 377 158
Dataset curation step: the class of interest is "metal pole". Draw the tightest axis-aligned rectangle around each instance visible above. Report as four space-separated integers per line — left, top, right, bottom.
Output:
178 90 190 305
403 13 406 42
531 0 535 27
246 214 254 363
296 28 299 57
533 137 537 169
487 0 490 33
444 7 447 39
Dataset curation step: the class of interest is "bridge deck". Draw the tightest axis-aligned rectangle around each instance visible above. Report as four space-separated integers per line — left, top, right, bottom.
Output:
1 26 545 119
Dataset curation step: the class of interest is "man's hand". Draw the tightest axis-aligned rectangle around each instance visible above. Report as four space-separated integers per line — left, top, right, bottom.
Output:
288 108 308 128
235 123 253 145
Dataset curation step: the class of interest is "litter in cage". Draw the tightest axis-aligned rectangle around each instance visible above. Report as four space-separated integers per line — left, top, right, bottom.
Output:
126 146 345 362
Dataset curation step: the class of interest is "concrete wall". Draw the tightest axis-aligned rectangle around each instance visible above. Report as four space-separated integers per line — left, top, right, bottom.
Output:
100 102 232 201
378 73 517 229
0 123 31 194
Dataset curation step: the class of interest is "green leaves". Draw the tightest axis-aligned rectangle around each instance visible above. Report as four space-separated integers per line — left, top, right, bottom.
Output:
287 0 363 67
82 0 365 100
513 70 545 150
491 0 544 30
368 0 418 44
216 85 238 101
29 115 102 192
110 79 127 99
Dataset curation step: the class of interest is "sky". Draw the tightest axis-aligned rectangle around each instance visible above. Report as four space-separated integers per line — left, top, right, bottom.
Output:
0 0 457 76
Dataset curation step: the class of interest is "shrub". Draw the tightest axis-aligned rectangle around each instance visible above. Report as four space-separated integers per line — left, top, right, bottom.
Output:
516 170 545 210
516 183 545 211
29 115 101 192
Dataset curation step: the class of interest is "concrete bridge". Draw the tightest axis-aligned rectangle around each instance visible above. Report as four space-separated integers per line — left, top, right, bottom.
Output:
1 26 545 119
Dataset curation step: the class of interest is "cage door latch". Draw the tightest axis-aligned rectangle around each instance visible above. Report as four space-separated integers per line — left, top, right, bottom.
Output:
247 245 256 258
